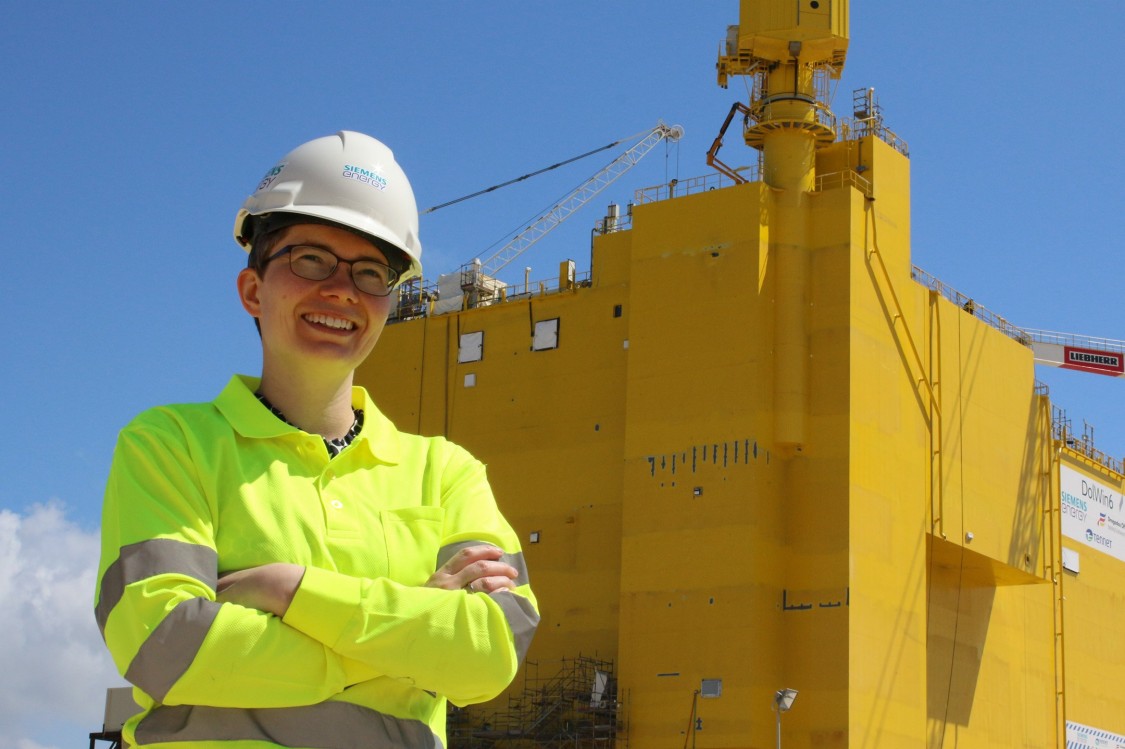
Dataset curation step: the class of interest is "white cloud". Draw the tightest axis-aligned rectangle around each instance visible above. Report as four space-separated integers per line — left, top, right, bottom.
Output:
0 503 123 749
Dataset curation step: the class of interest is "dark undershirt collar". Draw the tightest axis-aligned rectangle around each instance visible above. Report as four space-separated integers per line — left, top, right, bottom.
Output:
254 392 363 459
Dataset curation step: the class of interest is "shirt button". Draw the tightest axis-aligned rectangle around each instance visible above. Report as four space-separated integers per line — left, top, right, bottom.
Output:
330 500 344 509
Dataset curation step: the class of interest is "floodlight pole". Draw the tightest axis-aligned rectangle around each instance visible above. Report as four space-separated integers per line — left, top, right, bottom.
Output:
773 689 797 749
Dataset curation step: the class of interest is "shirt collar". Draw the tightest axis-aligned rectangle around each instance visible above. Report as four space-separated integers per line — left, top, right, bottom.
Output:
350 382 403 464
214 374 402 464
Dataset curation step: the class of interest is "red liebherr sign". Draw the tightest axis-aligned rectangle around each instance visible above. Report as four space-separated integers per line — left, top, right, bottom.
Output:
1062 346 1124 376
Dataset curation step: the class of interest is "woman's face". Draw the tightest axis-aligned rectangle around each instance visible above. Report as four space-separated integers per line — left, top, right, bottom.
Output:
237 223 395 375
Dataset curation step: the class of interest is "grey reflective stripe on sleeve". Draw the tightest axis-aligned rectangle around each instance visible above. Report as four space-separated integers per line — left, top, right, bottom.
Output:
125 597 220 702
135 701 442 749
96 538 218 634
489 591 540 664
436 540 530 587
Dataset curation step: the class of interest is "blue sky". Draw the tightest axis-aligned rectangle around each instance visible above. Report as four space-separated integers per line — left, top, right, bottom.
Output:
1 3 1121 748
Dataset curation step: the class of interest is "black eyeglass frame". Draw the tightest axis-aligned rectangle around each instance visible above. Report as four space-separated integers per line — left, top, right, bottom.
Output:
264 244 401 297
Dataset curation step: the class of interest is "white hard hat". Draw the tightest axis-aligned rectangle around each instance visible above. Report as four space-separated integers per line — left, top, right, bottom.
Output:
234 131 423 282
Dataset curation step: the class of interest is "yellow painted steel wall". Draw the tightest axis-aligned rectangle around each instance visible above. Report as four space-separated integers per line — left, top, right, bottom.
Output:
915 311 1056 748
360 284 629 665
845 136 1060 748
617 182 801 748
358 132 1124 748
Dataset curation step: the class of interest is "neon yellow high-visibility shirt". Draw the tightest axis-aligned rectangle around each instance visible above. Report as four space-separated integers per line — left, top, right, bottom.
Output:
96 375 538 749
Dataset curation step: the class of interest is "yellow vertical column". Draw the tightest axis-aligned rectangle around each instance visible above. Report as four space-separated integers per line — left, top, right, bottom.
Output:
763 62 817 451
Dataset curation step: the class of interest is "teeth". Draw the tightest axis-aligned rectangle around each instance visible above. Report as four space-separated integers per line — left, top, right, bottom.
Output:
305 313 354 330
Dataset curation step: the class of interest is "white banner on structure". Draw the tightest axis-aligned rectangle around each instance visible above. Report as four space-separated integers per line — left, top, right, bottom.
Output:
1066 720 1125 749
1060 465 1125 564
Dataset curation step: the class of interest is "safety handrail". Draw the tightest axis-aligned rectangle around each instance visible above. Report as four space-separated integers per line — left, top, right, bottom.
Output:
1052 404 1124 476
813 170 872 195
634 168 760 205
837 116 910 156
389 269 592 321
911 266 1032 346
1021 329 1125 355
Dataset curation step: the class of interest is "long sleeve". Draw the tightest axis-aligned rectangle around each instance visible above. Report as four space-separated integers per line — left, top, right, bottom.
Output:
96 416 378 709
281 439 539 705
96 379 540 749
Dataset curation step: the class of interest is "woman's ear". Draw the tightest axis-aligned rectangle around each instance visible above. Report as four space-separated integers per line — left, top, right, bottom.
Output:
237 267 263 318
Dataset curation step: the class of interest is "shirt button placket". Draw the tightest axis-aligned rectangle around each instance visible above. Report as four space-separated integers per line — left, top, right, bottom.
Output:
321 465 351 532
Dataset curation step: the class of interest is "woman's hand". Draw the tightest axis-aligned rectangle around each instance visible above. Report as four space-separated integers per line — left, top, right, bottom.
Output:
426 545 518 594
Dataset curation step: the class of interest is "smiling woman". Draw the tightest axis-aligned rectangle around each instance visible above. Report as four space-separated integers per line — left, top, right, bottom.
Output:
94 130 539 749
239 223 398 393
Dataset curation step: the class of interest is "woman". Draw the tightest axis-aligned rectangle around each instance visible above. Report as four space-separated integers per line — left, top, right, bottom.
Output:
96 131 538 749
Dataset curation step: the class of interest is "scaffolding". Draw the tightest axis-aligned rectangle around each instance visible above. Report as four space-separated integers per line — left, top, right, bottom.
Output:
448 655 621 749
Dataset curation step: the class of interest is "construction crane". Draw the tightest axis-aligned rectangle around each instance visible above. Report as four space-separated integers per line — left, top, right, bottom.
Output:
458 122 683 307
1026 329 1125 378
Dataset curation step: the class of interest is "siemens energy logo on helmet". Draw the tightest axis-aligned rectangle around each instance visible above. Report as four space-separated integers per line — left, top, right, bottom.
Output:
257 164 286 192
343 164 388 191
234 131 424 282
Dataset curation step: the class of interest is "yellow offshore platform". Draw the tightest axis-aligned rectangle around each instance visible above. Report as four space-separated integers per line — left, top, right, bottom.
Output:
79 5 1124 749
358 2 1125 747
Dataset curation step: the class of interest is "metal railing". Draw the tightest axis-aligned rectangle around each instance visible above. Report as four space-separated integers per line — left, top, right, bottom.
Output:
747 95 838 134
497 270 592 301
595 213 632 234
634 168 760 204
813 169 872 195
389 269 591 321
911 266 1032 347
837 116 910 156
1021 328 1125 355
388 278 440 322
915 269 1122 475
1052 405 1124 476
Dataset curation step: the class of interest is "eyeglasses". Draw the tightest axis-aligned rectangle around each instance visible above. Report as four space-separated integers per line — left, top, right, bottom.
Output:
265 244 400 297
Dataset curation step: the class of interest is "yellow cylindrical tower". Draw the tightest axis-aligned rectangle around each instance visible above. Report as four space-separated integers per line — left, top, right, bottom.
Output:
759 62 820 192
761 61 818 449
717 1 847 451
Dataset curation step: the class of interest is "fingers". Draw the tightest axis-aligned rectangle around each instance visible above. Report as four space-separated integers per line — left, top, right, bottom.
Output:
425 545 519 592
458 558 518 591
445 545 505 573
464 575 518 594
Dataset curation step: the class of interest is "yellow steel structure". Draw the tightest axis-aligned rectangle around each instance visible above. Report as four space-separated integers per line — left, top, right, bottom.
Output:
358 1 1125 747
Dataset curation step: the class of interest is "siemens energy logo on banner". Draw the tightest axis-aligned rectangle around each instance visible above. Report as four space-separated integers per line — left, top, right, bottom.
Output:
1061 465 1125 564
1063 346 1124 375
